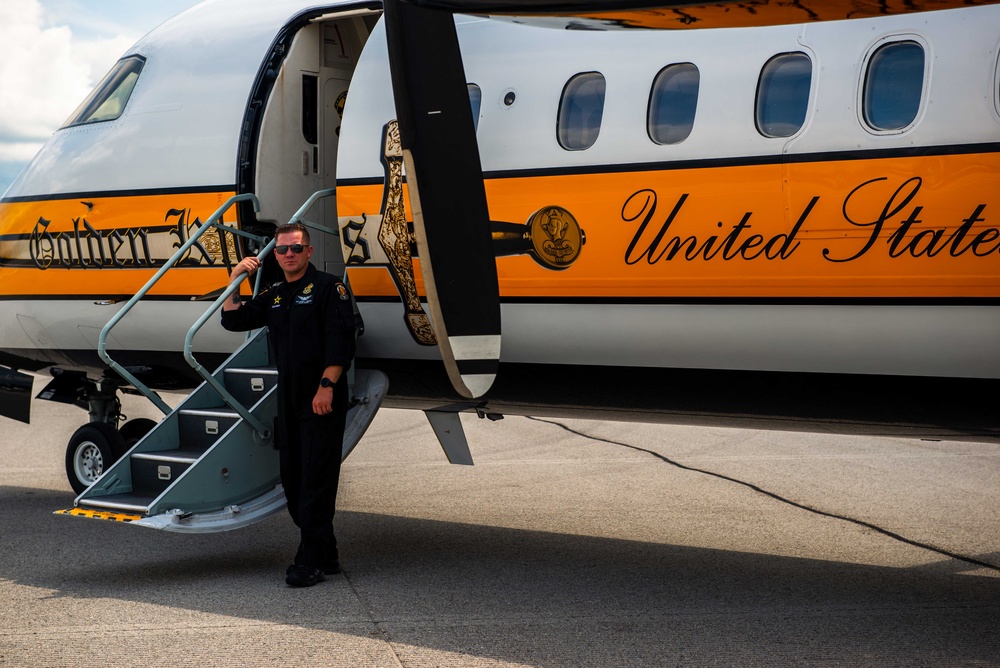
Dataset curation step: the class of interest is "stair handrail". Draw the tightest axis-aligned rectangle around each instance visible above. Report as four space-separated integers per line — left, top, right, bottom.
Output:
183 188 338 438
98 193 262 415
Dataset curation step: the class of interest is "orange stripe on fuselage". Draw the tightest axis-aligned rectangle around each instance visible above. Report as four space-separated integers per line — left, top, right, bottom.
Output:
339 152 1000 300
0 191 238 296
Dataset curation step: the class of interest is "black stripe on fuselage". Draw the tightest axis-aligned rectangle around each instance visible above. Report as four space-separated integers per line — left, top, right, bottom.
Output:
0 294 225 301
484 141 1000 180
0 294 996 305
0 258 233 271
335 141 1000 188
353 295 1000 306
0 184 236 205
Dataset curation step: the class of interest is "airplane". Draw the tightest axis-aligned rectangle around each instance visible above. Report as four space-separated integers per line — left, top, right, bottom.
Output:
0 0 997 530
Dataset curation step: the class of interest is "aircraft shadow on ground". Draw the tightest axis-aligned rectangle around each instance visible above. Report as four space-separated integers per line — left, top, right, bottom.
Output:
3 486 998 666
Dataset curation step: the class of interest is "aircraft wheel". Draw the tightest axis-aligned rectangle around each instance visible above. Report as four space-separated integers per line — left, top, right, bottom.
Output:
65 423 125 495
119 418 157 448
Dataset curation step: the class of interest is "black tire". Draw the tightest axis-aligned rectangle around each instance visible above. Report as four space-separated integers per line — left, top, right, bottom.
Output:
119 418 157 448
65 423 126 495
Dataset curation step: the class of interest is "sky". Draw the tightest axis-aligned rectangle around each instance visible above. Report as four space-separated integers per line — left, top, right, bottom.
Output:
0 0 203 195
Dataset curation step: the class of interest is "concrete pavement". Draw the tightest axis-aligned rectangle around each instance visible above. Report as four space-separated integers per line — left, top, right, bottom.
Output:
0 380 997 666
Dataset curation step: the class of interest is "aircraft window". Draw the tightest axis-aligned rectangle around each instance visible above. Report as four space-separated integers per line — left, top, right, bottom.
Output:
62 56 145 128
863 41 925 131
755 52 812 138
648 63 699 145
468 83 482 132
558 72 606 150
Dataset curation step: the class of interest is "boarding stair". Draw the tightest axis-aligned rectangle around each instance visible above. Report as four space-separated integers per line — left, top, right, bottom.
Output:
61 191 387 532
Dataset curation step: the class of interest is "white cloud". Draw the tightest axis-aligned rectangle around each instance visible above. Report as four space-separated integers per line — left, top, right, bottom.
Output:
0 0 139 162
0 0 201 194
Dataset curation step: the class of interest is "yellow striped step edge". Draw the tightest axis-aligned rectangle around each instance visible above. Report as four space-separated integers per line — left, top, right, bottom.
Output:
54 508 143 523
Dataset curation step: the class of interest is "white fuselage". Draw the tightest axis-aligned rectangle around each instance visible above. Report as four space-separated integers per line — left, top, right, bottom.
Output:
0 0 997 392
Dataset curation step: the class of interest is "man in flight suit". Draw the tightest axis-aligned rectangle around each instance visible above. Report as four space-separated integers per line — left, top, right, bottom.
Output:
221 222 356 587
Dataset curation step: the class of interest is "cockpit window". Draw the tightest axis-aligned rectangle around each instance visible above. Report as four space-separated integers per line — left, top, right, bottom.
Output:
62 56 145 128
558 72 606 150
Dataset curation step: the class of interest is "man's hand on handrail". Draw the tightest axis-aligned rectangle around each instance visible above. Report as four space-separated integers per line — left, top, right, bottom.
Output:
222 256 261 311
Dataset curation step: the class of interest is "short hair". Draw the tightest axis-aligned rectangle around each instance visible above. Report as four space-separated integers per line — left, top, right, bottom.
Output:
274 222 310 245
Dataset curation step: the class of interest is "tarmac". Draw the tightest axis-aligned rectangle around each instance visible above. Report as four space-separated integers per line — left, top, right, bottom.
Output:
0 378 998 667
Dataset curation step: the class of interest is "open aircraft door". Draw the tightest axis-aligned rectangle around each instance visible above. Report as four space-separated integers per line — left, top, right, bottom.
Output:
53 6 397 531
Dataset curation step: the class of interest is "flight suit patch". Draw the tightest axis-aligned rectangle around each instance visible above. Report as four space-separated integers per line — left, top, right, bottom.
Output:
336 284 350 301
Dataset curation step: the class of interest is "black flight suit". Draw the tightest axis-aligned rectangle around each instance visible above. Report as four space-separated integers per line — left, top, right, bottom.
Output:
221 262 356 569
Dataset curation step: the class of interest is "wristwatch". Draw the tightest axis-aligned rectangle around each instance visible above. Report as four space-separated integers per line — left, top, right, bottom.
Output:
319 377 334 388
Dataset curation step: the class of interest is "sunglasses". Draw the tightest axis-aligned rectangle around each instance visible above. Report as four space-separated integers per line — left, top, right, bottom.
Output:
275 244 307 255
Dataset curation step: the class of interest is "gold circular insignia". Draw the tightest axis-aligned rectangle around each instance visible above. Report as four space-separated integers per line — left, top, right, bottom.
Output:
335 91 347 119
526 206 585 270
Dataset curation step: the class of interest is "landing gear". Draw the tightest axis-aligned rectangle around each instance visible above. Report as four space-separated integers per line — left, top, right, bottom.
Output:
119 418 157 448
65 423 126 494
38 369 159 494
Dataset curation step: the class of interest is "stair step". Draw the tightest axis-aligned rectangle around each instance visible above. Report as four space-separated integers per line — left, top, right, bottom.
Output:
224 367 278 408
131 451 198 497
181 408 242 418
178 409 241 450
131 447 205 464
225 366 277 375
70 329 283 526
79 492 155 514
